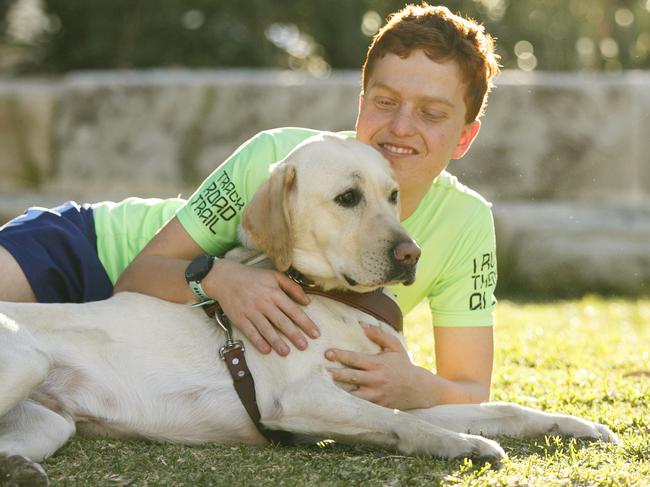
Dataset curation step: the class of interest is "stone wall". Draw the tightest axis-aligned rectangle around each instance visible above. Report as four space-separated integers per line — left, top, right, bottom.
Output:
1 69 649 297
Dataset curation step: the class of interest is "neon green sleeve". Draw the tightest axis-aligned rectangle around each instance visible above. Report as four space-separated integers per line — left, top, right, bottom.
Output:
93 197 186 284
176 128 327 255
428 203 497 327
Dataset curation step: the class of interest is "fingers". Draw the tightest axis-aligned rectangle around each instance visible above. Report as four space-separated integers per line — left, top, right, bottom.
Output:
229 294 317 356
223 297 292 355
253 316 291 356
348 387 377 403
274 291 320 341
264 306 308 352
325 348 375 370
240 310 300 356
327 365 370 386
235 317 272 354
213 266 322 356
259 288 316 352
277 272 310 305
326 366 387 405
361 323 405 352
277 274 321 339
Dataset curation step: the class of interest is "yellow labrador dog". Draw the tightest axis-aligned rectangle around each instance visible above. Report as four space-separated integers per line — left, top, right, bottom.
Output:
0 134 616 485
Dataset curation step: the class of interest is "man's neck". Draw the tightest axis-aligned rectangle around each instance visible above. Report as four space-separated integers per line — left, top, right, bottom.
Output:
399 186 429 221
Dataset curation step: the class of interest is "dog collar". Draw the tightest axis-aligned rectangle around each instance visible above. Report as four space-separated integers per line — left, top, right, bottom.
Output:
285 267 403 333
285 266 318 288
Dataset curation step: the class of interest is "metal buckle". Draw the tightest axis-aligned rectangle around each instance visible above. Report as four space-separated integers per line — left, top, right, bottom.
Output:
212 306 246 361
191 299 216 308
285 267 318 288
219 340 245 361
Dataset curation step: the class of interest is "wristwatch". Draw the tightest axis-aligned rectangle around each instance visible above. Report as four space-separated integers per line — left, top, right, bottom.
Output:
185 254 216 304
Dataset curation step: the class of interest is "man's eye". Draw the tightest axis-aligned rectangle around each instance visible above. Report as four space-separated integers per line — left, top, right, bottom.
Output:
375 97 397 108
335 189 362 208
389 189 399 204
421 111 445 122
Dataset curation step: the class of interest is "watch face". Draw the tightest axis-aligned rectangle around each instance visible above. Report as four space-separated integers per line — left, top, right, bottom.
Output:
185 255 214 283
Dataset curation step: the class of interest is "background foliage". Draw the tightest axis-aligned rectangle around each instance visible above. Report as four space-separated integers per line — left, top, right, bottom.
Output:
1 0 649 75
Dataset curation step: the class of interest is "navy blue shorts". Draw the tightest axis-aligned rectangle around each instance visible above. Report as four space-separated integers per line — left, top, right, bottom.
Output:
0 201 113 303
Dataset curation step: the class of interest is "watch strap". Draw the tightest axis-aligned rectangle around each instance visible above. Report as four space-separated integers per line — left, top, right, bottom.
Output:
187 255 218 305
189 280 212 303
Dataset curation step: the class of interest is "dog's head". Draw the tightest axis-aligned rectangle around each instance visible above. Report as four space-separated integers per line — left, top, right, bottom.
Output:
241 133 420 292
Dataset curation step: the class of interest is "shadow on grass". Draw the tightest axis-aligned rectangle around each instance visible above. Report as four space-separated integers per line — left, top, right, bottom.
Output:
44 437 504 486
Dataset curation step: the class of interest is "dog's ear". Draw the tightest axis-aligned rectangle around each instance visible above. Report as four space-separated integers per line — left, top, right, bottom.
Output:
242 163 296 272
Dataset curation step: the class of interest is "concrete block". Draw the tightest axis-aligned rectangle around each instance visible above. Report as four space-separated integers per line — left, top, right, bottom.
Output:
494 202 650 296
637 77 650 199
53 71 207 195
455 72 644 204
195 71 359 182
0 82 56 189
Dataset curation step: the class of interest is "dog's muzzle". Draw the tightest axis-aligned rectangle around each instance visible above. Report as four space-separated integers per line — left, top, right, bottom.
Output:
389 239 421 285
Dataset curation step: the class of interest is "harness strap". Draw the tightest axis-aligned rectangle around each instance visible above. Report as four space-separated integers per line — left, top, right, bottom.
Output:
222 346 261 423
302 287 403 332
201 303 294 445
284 266 403 332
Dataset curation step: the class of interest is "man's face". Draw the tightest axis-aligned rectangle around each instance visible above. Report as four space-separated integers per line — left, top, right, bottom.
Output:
355 50 480 201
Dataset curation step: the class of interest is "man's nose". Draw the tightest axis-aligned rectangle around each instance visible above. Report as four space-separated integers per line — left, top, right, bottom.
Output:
388 106 417 137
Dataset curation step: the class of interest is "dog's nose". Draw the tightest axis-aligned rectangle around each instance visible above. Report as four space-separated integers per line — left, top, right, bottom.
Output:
393 240 421 266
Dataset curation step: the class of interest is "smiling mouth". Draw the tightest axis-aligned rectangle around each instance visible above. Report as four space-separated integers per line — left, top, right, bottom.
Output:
380 143 417 156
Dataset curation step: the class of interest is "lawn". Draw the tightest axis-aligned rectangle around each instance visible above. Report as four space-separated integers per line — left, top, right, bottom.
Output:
42 297 650 486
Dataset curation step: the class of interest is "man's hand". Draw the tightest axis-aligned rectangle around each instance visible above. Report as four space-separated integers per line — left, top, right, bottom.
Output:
207 259 320 356
114 217 319 356
324 323 433 410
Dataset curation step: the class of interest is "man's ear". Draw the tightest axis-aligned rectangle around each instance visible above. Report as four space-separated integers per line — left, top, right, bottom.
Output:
242 164 296 272
451 120 481 160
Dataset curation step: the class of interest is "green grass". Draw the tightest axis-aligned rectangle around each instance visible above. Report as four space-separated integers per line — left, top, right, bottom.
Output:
42 297 650 486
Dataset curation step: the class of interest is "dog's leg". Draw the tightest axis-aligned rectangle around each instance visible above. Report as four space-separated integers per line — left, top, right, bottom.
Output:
260 378 506 460
0 400 76 462
0 314 50 417
410 402 618 444
0 454 49 487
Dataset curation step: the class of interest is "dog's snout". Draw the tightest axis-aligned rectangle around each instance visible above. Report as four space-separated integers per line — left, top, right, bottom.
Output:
393 240 421 266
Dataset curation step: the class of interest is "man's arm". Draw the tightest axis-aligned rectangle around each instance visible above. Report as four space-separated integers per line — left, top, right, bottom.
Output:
325 325 492 410
114 217 319 356
114 217 206 304
430 326 493 404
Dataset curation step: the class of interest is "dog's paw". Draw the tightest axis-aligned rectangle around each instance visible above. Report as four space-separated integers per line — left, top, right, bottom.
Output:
396 429 505 461
443 434 506 462
0 454 49 487
592 423 620 445
459 435 506 461
552 416 619 444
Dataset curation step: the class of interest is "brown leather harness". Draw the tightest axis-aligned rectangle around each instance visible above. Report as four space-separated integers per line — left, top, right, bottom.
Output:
200 271 403 444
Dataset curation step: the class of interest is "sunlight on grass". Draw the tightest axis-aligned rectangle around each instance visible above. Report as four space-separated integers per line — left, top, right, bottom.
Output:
404 296 650 385
403 300 435 368
401 296 650 485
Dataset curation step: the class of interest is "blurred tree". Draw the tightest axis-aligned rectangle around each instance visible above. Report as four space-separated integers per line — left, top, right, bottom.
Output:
0 0 648 74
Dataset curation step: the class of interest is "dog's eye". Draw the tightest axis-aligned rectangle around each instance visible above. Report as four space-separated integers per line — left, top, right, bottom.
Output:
335 189 362 208
389 189 399 205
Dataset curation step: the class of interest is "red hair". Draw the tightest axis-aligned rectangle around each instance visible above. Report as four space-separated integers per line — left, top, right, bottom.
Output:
362 4 500 123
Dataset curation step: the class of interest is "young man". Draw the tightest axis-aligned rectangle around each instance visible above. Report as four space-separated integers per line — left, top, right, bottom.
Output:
0 5 499 411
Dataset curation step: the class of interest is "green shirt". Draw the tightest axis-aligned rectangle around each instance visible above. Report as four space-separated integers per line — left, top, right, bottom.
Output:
93 197 185 285
176 127 497 326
